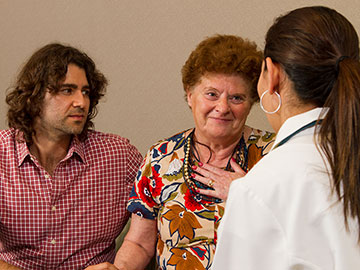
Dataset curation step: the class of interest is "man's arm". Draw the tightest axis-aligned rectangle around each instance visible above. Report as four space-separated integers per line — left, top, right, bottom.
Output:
86 213 157 270
0 260 21 270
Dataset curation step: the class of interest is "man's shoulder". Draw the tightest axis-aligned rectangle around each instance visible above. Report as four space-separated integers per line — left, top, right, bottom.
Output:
86 130 130 144
82 130 142 167
0 128 15 139
0 130 17 159
84 130 139 153
0 129 16 145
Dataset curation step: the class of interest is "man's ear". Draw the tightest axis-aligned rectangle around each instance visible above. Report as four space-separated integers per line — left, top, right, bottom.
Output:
265 57 281 95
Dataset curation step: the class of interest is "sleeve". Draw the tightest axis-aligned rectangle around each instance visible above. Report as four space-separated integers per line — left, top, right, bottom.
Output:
126 142 143 185
212 181 288 270
127 148 159 220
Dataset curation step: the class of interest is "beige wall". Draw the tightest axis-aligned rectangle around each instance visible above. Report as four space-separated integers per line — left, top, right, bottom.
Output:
1 0 359 154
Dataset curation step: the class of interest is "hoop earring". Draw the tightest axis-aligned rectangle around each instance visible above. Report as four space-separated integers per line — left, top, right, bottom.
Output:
260 90 281 114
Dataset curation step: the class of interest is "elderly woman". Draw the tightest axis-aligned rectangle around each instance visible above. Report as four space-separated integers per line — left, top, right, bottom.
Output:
88 34 275 270
213 6 360 270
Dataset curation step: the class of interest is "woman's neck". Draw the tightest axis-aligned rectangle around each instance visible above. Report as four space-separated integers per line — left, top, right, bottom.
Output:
192 127 250 168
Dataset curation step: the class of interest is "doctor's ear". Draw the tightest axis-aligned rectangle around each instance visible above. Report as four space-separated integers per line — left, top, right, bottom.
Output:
264 57 281 94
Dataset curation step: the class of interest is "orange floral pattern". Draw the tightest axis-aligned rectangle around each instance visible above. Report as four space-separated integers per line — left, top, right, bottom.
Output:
128 127 275 269
168 248 206 270
163 205 202 239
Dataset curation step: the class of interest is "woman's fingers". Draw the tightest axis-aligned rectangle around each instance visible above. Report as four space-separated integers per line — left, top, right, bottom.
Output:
193 161 246 182
191 162 248 201
196 178 229 200
229 158 247 178
192 163 222 178
191 167 232 201
197 186 222 199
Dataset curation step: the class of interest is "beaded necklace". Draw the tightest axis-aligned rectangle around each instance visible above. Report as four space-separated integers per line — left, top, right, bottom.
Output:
183 129 248 206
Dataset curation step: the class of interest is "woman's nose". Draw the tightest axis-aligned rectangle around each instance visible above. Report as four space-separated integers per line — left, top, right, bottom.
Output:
215 97 230 113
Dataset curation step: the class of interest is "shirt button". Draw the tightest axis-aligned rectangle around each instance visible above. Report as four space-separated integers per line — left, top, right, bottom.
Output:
50 239 56 245
51 206 56 211
44 174 50 179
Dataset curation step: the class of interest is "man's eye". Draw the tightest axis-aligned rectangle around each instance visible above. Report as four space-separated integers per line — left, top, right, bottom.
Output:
60 88 73 95
82 89 90 96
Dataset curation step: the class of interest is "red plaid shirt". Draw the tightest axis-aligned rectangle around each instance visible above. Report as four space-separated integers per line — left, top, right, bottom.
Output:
0 129 142 269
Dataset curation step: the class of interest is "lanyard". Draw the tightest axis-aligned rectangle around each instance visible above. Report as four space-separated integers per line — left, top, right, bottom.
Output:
273 119 321 149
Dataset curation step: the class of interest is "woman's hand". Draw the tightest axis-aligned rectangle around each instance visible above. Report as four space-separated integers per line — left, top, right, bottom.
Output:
192 158 246 200
84 262 120 270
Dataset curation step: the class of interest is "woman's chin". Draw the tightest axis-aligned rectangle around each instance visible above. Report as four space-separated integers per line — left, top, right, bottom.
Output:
205 131 240 142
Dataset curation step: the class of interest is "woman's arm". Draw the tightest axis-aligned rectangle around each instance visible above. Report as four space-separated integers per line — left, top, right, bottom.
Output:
0 261 21 270
85 213 157 270
114 214 157 270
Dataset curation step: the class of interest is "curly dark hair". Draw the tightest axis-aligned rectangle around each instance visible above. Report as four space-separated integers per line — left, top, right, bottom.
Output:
6 43 108 143
181 34 263 103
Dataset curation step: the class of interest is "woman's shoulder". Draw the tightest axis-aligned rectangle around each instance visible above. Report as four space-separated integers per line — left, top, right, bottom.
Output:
164 129 192 142
146 129 192 156
243 125 276 159
245 125 276 144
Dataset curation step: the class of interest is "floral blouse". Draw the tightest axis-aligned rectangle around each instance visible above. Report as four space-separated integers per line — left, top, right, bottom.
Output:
127 127 275 270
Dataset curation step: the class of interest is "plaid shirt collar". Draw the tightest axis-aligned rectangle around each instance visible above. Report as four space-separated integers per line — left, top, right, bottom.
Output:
15 130 87 167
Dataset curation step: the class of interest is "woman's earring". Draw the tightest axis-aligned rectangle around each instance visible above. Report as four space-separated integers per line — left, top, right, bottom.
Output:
260 90 281 114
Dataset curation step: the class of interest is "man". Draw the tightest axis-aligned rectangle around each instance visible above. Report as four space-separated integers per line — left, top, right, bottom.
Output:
0 43 142 269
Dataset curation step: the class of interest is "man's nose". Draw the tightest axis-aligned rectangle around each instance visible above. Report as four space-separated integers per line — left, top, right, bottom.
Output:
72 90 86 108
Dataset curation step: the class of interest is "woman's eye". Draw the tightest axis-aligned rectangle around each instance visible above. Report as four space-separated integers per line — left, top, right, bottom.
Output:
205 92 218 98
230 95 245 103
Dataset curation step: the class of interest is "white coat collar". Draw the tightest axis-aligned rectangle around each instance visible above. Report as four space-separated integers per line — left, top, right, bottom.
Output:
271 107 326 150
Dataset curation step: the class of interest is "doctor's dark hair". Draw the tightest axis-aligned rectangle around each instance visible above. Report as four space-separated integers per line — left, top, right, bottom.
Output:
6 43 107 143
265 6 360 241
